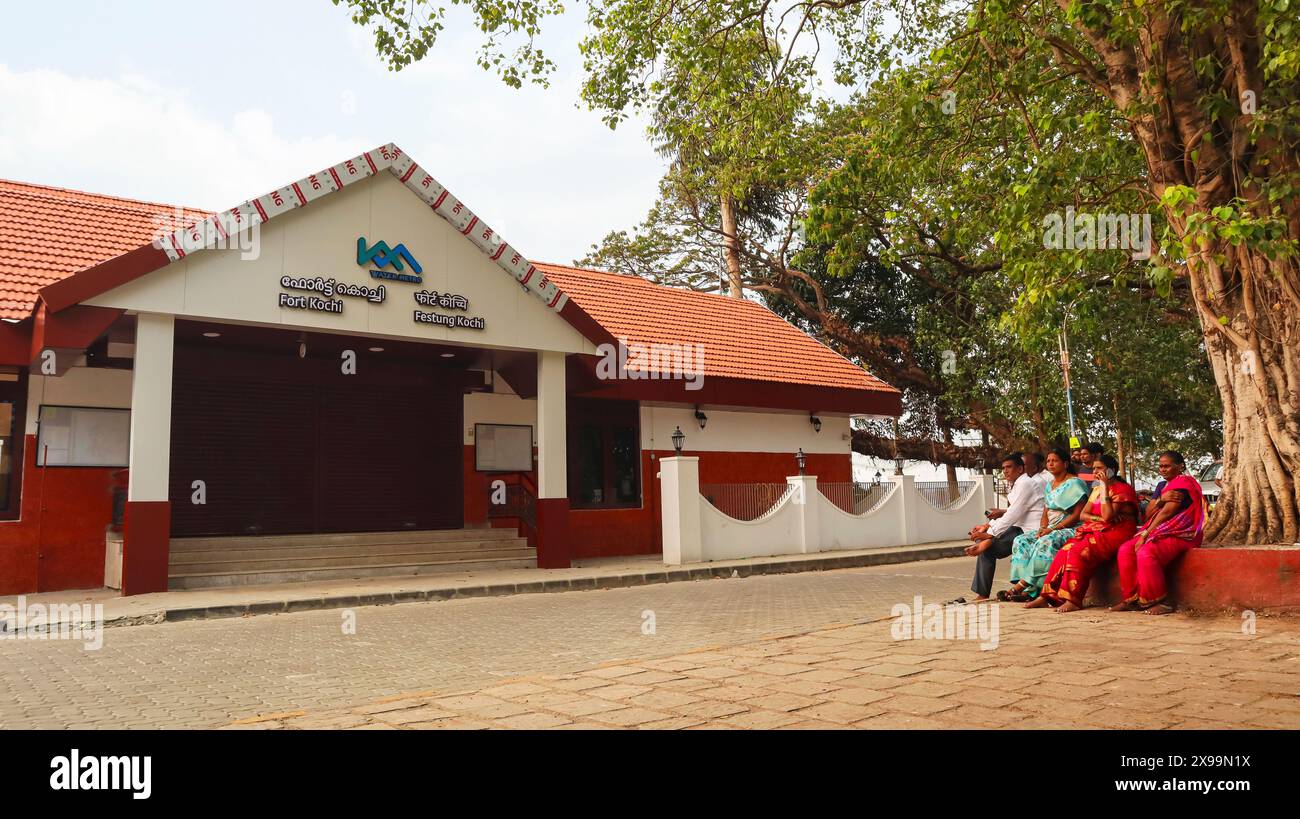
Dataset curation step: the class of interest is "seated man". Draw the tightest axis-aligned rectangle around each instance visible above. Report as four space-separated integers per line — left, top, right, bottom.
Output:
962 454 1045 601
1076 442 1104 482
976 451 1046 526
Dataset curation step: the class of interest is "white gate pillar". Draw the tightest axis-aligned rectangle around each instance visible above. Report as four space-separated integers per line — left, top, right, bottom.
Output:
659 456 701 565
891 474 919 545
786 475 821 554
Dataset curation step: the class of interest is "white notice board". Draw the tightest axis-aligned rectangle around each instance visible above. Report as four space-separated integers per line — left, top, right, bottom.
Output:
37 406 131 467
475 423 534 472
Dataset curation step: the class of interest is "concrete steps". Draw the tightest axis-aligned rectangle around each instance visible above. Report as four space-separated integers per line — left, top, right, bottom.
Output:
167 529 535 590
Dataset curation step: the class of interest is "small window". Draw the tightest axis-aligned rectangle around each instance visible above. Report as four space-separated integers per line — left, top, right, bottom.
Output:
36 406 131 467
567 399 641 509
0 400 17 511
0 369 27 518
474 423 534 472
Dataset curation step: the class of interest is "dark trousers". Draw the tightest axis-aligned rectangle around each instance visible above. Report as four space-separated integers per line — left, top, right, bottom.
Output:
971 526 1022 597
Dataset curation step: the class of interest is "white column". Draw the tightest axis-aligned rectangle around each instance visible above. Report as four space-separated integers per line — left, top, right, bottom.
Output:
127 313 174 502
786 474 822 554
659 456 702 565
891 474 918 545
978 474 996 517
536 350 567 498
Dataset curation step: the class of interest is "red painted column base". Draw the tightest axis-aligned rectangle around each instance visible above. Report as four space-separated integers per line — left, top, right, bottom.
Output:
535 498 571 569
122 501 171 596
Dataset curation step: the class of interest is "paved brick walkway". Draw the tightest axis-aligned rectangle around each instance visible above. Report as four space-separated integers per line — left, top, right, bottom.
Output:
236 603 1300 730
2 556 1296 729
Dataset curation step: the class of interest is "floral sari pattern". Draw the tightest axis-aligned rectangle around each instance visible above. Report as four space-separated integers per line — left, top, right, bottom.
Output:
1008 476 1090 598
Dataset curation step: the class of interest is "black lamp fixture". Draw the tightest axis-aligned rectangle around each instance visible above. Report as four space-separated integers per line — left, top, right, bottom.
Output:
873 469 882 486
694 407 708 430
671 426 685 454
795 448 807 476
894 456 905 476
809 413 822 433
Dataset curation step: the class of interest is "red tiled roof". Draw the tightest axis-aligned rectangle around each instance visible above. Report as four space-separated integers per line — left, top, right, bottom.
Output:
0 176 897 401
537 263 895 394
0 179 208 320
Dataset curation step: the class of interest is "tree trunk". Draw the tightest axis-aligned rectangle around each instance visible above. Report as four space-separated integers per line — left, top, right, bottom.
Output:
1112 392 1125 475
1191 249 1300 544
719 193 744 298
1042 0 1300 543
943 427 959 502
1028 372 1048 450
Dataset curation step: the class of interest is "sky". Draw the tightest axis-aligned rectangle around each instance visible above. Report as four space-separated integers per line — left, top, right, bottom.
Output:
0 0 664 266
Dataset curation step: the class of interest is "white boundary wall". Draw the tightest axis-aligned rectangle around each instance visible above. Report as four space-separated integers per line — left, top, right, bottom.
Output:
659 457 993 564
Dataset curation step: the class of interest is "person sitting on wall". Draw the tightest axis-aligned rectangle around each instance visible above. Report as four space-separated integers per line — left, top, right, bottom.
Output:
1023 451 1050 495
1110 450 1206 615
977 451 1048 527
1001 448 1090 603
959 454 1045 603
1076 442 1104 482
1071 447 1087 471
1038 454 1140 612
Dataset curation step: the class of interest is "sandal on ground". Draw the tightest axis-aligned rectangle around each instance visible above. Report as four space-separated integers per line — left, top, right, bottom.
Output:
943 597 968 606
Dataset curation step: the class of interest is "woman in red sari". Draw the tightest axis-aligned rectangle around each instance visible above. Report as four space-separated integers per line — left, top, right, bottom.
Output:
1111 450 1206 615
1040 454 1139 612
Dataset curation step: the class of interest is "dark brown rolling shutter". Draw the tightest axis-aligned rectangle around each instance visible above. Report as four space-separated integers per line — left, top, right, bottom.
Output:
169 347 464 536
315 381 463 532
170 377 318 535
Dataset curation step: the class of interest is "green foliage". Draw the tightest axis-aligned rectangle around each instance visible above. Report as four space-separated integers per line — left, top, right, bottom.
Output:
340 0 1295 465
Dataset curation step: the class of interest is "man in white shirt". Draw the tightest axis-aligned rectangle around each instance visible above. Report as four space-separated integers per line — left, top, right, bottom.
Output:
963 453 1047 600
979 451 1048 523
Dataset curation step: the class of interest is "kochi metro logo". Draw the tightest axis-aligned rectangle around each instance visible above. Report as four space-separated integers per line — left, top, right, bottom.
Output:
357 237 423 283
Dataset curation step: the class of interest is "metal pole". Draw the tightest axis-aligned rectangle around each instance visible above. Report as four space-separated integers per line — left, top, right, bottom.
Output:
1059 328 1079 448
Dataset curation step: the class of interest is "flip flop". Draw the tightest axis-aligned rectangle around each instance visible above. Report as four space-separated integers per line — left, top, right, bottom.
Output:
943 597 967 606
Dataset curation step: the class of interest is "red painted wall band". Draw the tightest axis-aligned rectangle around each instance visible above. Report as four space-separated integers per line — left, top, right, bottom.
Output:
121 501 171 596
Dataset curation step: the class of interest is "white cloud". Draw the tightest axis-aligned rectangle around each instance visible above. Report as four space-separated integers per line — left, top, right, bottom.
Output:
0 64 370 210
0 58 664 263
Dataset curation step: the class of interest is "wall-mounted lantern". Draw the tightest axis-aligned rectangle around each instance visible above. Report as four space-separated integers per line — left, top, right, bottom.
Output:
809 414 822 433
694 407 708 430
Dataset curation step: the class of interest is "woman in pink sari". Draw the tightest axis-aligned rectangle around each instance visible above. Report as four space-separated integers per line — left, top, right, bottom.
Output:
1111 450 1206 615
1039 454 1139 612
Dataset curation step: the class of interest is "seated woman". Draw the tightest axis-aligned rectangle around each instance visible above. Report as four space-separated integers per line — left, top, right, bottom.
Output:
1000 449 1090 603
1039 454 1139 611
1111 450 1206 615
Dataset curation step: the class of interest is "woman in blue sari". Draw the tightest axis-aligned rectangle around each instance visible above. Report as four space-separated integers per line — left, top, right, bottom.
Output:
1000 448 1090 603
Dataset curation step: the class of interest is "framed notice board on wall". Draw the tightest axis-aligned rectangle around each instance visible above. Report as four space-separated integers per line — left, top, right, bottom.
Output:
475 423 533 472
36 405 131 467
